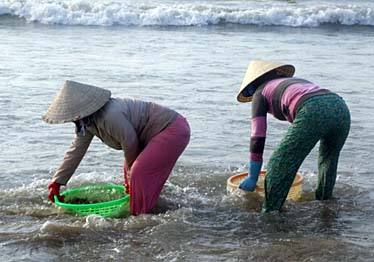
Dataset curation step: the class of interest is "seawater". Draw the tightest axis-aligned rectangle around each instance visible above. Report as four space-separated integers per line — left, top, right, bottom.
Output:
0 0 373 261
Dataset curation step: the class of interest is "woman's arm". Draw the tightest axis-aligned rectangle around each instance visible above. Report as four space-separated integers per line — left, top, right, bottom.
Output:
52 132 94 185
240 88 268 191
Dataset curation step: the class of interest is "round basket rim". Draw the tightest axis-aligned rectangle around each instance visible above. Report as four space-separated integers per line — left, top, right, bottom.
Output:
227 171 303 192
54 184 129 209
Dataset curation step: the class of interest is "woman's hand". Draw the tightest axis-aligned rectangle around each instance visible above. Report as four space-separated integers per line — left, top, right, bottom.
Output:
48 181 65 203
239 160 262 192
239 176 258 192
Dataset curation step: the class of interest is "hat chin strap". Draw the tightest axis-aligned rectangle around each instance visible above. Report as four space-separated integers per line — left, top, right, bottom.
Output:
75 119 86 137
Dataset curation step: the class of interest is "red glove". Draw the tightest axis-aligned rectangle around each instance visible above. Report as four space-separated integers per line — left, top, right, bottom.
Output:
48 182 65 203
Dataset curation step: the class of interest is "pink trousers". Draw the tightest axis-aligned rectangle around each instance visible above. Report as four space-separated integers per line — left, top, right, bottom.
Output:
124 115 190 215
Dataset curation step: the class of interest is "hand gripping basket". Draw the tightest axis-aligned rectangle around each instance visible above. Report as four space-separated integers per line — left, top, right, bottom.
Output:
227 170 303 201
54 184 130 218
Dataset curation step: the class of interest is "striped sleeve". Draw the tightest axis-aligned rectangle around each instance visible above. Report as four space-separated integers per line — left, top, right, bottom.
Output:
249 89 268 161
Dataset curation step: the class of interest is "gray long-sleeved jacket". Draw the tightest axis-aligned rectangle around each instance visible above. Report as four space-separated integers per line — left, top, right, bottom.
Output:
52 97 177 185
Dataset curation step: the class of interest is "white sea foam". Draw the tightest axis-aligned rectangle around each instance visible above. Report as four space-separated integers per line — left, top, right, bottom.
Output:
0 0 373 27
83 214 112 229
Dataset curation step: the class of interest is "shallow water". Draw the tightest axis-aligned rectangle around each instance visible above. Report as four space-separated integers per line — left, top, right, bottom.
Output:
1 0 374 261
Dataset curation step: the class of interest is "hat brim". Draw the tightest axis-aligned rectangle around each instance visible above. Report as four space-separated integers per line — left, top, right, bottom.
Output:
42 80 111 124
237 63 295 103
237 92 253 103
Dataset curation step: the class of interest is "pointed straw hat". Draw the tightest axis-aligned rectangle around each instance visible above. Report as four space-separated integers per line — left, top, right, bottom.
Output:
43 80 111 124
237 60 295 103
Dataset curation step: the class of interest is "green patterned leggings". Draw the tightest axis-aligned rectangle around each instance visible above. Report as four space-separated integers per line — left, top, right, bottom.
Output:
262 94 351 212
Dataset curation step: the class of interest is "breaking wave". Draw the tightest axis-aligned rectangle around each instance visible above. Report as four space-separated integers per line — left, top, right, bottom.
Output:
0 0 373 27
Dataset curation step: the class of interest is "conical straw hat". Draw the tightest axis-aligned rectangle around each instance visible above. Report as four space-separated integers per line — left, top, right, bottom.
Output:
237 60 295 103
43 80 111 124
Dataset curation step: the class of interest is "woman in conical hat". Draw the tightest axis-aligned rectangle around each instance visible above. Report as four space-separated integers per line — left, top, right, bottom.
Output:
44 80 190 215
236 60 350 212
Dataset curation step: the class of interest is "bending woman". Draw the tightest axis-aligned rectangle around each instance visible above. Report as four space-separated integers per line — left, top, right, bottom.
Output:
236 60 350 212
44 80 190 215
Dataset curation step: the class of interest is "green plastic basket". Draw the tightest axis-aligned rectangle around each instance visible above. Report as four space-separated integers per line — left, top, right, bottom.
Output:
54 184 130 218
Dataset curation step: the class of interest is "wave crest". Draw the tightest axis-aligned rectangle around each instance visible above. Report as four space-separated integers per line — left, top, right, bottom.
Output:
0 0 373 27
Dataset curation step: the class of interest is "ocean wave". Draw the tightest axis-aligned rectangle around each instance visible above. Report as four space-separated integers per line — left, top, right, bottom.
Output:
0 0 373 27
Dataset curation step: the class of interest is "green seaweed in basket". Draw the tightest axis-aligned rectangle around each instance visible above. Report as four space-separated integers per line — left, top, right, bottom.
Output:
63 188 126 204
65 197 101 204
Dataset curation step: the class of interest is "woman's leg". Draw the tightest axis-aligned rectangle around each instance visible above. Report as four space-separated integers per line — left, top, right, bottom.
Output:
129 116 190 215
262 109 321 212
316 98 350 200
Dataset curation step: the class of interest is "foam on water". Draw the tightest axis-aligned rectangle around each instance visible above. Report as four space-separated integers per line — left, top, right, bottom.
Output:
0 0 373 27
